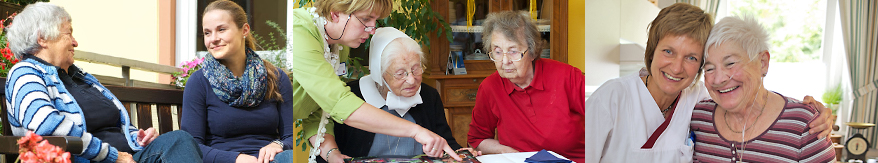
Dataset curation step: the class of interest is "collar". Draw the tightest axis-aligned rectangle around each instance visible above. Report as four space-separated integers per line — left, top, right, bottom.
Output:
359 75 387 108
23 54 53 67
24 54 85 79
23 54 82 75
503 58 544 94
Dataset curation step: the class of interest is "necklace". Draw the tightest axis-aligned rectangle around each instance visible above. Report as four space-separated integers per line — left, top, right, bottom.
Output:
645 75 677 116
723 91 768 133
724 90 769 162
387 131 401 155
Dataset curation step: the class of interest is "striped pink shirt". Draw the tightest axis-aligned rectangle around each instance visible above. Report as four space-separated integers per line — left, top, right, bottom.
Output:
691 94 835 163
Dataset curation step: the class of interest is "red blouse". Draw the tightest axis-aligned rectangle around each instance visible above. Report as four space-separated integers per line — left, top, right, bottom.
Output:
467 58 585 163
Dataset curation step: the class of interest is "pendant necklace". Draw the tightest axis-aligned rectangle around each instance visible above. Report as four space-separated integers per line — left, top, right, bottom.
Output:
645 75 677 116
726 91 768 163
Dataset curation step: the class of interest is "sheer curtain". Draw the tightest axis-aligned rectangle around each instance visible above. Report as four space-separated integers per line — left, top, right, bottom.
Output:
840 0 878 146
676 0 721 18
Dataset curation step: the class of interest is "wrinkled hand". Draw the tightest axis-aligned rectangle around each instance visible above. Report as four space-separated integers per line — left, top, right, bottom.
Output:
803 95 832 139
137 128 159 146
256 142 284 163
455 148 483 157
236 154 258 163
412 128 461 161
116 152 136 163
326 151 351 163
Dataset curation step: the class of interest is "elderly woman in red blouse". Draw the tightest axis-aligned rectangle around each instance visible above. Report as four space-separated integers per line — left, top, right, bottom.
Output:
467 11 585 163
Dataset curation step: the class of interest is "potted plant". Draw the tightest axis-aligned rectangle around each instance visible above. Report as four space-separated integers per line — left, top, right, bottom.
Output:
822 84 842 124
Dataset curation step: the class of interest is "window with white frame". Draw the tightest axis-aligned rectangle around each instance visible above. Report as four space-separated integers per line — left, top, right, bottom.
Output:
718 0 834 102
176 0 288 68
720 0 850 132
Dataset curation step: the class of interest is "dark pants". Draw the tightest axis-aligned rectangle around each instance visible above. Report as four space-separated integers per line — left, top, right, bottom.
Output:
132 130 203 163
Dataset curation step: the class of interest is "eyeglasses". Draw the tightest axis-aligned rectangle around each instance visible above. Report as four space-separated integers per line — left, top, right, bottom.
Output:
351 14 377 32
390 65 426 80
488 49 528 62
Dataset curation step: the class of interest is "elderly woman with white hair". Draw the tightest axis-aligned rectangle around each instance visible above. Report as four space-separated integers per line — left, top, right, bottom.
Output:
690 15 836 162
315 27 479 162
4 3 201 163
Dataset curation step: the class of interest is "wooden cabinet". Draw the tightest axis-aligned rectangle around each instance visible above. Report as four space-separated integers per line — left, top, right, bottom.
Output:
426 0 568 148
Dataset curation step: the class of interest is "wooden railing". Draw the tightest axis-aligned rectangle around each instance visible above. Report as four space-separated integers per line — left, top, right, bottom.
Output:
74 50 182 89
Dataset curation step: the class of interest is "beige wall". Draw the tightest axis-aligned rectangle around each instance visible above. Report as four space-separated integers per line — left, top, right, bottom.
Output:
50 0 162 83
582 0 659 86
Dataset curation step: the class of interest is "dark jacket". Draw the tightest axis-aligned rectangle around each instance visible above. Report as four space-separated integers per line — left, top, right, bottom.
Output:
319 80 460 162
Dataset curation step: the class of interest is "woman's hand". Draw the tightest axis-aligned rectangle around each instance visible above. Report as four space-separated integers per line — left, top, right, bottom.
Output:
455 148 483 157
802 95 832 139
137 127 159 146
236 154 258 163
116 152 136 163
256 142 284 163
325 150 351 163
412 128 461 161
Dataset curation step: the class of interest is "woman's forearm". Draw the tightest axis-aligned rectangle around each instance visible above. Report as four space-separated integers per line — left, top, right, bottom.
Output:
309 134 340 160
473 139 519 154
342 103 423 138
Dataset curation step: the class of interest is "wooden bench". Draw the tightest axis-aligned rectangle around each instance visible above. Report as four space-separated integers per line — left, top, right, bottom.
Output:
0 82 184 162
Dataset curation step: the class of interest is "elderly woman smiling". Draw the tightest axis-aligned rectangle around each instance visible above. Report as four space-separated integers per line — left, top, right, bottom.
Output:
690 16 836 162
4 2 201 163
318 28 479 162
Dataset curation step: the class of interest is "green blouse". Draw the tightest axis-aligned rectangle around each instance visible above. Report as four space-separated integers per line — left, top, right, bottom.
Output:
291 8 365 145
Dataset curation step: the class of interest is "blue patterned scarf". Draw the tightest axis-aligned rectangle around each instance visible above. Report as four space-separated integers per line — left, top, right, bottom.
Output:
202 48 267 107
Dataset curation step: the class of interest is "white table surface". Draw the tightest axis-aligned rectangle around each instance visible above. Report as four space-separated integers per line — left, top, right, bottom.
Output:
475 151 574 163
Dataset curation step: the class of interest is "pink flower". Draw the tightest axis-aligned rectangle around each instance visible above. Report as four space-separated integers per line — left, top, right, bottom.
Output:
187 61 197 69
17 131 71 163
195 57 204 64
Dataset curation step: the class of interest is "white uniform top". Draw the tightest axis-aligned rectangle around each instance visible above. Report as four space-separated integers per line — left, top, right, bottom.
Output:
584 70 709 163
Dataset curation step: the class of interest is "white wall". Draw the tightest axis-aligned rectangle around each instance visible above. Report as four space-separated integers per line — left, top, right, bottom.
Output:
584 0 659 87
620 0 661 47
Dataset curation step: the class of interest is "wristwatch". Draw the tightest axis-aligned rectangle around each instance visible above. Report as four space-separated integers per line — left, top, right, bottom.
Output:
271 140 284 148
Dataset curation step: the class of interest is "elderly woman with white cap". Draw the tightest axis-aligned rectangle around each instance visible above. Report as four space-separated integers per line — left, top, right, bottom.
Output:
316 27 479 162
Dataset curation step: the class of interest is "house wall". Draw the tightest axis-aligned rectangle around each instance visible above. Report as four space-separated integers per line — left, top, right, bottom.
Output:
50 0 162 83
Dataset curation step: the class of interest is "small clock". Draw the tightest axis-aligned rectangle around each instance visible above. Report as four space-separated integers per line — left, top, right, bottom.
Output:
846 133 870 161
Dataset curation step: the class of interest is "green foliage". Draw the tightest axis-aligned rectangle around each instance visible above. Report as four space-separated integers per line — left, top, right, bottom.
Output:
729 0 824 63
3 0 48 6
341 56 369 82
297 0 453 48
822 84 842 114
378 0 453 48
252 20 290 72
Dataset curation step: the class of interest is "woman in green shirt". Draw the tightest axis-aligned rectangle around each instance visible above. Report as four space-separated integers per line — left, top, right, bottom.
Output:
292 1 461 162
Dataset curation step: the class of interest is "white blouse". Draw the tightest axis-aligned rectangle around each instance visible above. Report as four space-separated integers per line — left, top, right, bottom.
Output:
583 70 709 163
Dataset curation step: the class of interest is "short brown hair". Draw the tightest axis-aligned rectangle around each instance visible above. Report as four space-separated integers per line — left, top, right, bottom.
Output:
644 3 713 76
314 0 393 21
481 11 542 59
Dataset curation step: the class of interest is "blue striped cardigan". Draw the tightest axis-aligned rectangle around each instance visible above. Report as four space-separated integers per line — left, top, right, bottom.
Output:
5 58 143 163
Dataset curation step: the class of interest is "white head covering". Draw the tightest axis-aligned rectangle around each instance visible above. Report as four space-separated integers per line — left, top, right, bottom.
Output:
369 27 413 86
360 27 423 116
